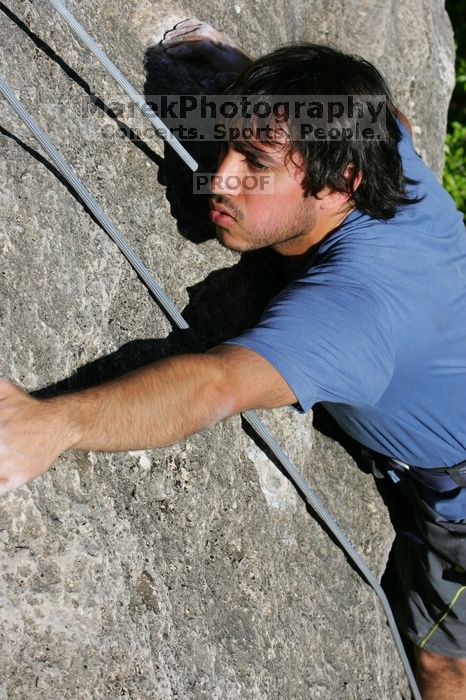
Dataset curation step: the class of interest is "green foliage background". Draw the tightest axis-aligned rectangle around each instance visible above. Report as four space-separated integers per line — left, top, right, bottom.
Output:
445 1 466 218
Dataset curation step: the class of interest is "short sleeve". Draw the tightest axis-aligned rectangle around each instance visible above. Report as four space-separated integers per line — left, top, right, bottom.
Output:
397 118 421 163
223 279 395 412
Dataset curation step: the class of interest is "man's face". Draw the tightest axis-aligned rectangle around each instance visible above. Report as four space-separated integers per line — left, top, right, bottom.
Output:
209 140 319 256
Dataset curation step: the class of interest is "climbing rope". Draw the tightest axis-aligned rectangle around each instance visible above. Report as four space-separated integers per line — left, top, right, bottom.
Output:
0 10 422 698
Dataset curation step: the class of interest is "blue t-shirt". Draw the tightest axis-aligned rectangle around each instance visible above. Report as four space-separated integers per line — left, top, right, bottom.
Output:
225 121 466 515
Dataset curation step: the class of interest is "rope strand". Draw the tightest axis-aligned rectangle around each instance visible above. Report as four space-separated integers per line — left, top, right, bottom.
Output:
47 0 198 172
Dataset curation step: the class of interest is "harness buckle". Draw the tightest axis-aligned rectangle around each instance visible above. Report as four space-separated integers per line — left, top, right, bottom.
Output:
445 462 466 488
361 448 466 493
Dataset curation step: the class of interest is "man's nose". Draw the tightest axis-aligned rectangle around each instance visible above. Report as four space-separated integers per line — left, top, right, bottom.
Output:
210 147 242 197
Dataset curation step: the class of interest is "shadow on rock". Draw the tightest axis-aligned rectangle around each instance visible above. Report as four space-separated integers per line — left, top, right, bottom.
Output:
33 246 287 398
312 404 372 475
143 44 222 245
0 1 162 168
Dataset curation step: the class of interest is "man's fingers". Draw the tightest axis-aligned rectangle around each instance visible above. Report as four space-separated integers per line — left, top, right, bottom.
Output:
0 478 11 497
215 72 240 88
0 473 27 497
160 19 248 74
171 20 203 33
162 29 217 47
162 21 222 46
173 17 202 28
0 378 9 400
163 26 202 42
162 19 204 43
0 378 19 400
162 32 201 46
0 382 71 498
165 41 214 58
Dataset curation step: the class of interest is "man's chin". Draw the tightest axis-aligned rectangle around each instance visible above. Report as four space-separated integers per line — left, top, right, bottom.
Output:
215 227 246 253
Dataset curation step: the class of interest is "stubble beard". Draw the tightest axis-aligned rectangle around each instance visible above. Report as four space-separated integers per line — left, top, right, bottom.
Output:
216 199 317 253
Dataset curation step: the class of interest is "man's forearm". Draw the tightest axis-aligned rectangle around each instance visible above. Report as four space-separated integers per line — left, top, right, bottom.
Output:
0 352 235 496
51 353 233 453
0 344 292 495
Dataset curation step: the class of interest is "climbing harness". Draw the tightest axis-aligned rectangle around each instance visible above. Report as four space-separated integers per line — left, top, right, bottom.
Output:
0 4 421 698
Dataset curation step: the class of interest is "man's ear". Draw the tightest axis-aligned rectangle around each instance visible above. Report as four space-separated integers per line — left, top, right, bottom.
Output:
318 164 362 211
344 163 363 192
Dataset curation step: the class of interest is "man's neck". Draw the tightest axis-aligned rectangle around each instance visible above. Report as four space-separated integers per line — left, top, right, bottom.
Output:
273 203 356 261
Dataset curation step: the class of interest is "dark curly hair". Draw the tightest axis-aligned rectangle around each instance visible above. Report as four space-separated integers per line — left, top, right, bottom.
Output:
222 44 422 219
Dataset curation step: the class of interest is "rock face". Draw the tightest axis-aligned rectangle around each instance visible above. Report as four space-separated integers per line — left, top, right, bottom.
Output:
0 1 454 698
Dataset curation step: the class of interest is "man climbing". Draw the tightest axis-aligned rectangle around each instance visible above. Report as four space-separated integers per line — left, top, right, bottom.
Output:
1 18 465 699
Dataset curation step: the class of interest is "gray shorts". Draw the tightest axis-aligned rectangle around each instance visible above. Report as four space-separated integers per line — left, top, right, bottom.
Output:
374 464 466 658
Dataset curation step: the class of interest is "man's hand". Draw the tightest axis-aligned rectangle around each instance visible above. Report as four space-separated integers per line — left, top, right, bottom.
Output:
0 379 75 496
161 18 253 87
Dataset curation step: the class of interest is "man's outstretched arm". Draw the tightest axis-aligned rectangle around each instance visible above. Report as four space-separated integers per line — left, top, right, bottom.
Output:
0 345 296 496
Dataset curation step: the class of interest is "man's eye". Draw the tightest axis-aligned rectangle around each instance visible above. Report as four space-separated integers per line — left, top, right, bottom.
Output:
243 157 268 171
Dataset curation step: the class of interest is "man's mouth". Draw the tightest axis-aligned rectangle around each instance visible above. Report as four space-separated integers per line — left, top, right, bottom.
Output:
209 201 237 225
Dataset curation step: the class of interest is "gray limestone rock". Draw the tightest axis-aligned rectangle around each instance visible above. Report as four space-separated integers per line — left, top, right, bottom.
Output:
0 0 455 698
